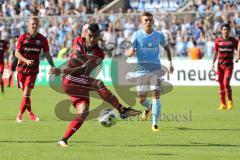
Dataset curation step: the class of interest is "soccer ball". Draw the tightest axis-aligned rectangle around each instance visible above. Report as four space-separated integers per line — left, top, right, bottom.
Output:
99 108 117 127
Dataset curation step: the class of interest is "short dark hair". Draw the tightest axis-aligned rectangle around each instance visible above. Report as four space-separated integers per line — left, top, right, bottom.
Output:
88 23 100 36
221 23 231 30
141 11 153 17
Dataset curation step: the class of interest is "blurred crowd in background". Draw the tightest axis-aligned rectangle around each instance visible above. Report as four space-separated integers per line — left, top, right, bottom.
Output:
0 0 240 59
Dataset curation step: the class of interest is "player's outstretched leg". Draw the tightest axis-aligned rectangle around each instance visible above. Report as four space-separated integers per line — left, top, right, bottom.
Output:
119 107 142 119
95 80 142 119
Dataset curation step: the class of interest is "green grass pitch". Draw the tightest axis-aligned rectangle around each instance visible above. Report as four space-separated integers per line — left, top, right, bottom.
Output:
0 86 240 160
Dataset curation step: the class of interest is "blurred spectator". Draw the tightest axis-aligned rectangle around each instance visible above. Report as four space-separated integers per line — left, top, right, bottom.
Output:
205 35 214 58
102 23 117 57
188 39 202 59
0 0 239 59
175 33 187 57
197 31 206 56
57 42 69 60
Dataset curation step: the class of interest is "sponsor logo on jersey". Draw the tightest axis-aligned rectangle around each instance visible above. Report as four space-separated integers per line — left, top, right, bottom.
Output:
219 48 233 52
24 47 41 52
148 42 152 47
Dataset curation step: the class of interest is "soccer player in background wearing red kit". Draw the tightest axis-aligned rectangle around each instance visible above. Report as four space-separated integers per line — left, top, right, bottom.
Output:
212 23 240 110
50 23 142 147
0 31 9 98
15 16 56 122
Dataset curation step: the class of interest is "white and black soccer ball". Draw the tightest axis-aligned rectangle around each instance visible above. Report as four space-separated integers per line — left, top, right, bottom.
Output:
99 108 117 127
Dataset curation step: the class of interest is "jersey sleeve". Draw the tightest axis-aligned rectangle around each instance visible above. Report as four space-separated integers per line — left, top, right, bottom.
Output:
214 38 219 52
232 38 239 50
131 32 137 49
159 32 166 46
16 35 24 51
90 50 104 67
42 37 50 52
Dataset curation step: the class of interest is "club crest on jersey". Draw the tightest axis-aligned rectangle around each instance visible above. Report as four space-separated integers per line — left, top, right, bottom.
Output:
148 42 152 47
36 40 41 45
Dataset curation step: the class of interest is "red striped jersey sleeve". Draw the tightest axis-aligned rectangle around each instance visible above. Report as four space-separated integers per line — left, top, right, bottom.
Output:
42 36 50 52
16 35 24 51
214 38 219 52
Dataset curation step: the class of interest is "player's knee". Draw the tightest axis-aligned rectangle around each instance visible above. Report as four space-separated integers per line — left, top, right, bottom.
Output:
76 110 89 120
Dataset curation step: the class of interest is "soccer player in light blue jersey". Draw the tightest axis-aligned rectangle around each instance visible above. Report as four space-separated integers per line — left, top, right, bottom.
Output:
126 12 174 131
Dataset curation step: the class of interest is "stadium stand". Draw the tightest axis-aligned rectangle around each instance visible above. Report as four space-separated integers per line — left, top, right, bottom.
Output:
0 0 239 58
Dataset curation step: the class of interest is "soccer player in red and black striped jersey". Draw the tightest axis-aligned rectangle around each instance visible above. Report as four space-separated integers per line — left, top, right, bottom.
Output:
15 16 56 122
50 23 141 147
212 23 240 110
0 31 9 97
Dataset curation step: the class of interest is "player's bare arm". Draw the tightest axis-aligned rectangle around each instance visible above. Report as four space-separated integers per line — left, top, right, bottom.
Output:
45 51 55 68
163 45 174 73
49 57 102 76
236 41 240 63
212 50 218 71
126 48 136 57
15 49 34 66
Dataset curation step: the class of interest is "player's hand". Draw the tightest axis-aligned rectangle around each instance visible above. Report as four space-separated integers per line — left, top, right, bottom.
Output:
168 61 174 74
49 67 61 75
125 48 136 57
169 65 174 74
26 60 35 66
235 56 240 63
211 64 215 71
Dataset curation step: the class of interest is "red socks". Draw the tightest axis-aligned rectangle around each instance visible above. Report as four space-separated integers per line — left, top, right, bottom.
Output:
19 96 31 115
64 115 86 140
226 88 232 101
97 87 122 112
219 90 226 105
